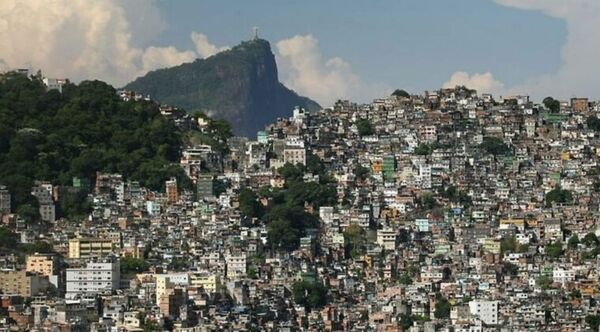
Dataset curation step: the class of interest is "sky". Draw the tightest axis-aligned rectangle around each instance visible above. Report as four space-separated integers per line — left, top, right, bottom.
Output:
1 0 598 107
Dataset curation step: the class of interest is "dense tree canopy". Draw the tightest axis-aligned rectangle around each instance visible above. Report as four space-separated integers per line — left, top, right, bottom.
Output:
543 96 561 113
479 137 511 156
0 73 192 216
263 162 337 252
292 279 328 311
434 296 451 319
587 116 600 131
545 186 573 207
356 119 374 136
391 89 411 98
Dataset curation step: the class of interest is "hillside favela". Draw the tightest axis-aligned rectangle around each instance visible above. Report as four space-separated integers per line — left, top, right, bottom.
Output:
2 1 600 332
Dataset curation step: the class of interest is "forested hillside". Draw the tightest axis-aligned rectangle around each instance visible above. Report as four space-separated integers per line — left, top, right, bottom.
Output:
0 73 190 215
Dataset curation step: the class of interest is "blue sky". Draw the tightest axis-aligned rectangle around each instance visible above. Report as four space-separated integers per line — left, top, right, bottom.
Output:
3 0 599 106
153 0 565 101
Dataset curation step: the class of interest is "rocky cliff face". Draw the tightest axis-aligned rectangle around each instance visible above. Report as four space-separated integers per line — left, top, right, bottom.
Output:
124 39 320 137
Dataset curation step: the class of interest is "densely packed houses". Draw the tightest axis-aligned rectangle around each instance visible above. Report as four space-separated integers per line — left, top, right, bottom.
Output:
2 86 600 331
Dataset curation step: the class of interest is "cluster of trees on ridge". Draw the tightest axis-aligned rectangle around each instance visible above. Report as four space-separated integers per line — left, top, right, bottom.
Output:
0 72 231 225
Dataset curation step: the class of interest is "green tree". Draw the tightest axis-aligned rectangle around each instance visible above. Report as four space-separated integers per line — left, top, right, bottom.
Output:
58 189 91 221
247 267 258 279
582 233 599 246
0 227 17 249
586 315 600 331
238 187 263 219
277 163 304 182
503 262 519 276
479 137 511 156
501 236 518 254
267 219 300 251
356 119 374 136
545 240 563 259
587 116 600 131
21 241 54 254
344 224 366 259
568 235 580 249
17 203 40 224
292 280 328 311
414 143 431 155
419 192 437 210
537 275 553 290
397 273 413 285
543 96 561 113
354 165 370 180
434 296 451 319
392 89 410 98
120 257 150 274
545 186 573 207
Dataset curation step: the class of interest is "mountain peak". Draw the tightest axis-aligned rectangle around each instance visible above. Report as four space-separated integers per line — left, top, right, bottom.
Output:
124 39 319 137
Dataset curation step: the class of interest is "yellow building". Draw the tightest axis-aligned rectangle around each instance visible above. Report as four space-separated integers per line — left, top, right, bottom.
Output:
499 218 525 231
190 273 221 294
26 254 58 277
482 238 501 254
0 270 46 297
372 159 383 173
68 238 114 259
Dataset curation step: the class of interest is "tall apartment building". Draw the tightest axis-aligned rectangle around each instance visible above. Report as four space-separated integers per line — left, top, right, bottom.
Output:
283 139 306 166
68 238 114 259
225 254 247 279
0 185 10 214
469 300 499 325
159 287 187 318
166 178 178 204
377 227 397 250
0 270 47 297
26 253 60 289
196 174 214 199
26 253 58 277
571 97 589 113
65 259 120 298
31 183 55 222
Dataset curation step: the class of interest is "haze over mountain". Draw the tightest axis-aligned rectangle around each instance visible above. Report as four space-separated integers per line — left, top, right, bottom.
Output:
125 38 320 137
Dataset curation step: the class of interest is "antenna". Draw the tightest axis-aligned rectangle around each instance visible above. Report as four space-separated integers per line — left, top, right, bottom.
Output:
252 26 259 40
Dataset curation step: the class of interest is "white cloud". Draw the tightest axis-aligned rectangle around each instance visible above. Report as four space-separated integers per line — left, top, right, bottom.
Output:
141 46 196 73
276 34 361 107
191 32 229 59
493 0 600 99
443 0 600 101
443 72 505 95
0 0 226 86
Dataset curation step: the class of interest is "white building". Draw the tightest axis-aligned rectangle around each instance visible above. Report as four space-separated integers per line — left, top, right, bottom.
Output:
468 300 499 325
42 78 66 93
377 227 396 250
553 267 575 284
283 139 306 166
319 206 335 224
418 164 432 189
226 254 247 280
66 259 120 298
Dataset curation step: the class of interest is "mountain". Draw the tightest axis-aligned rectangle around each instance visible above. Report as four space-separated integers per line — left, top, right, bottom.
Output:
124 38 320 137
